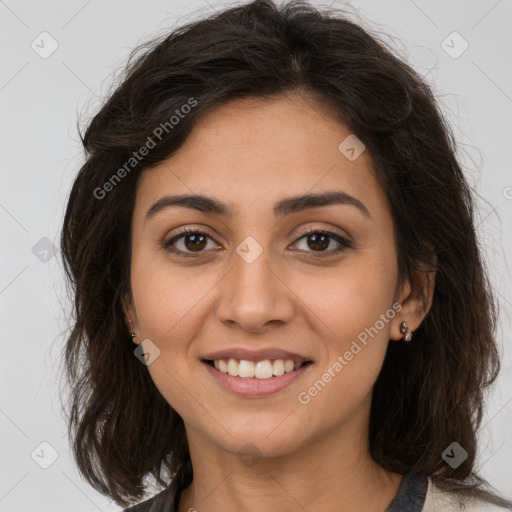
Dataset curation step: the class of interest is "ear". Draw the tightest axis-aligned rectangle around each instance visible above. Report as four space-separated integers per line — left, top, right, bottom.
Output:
122 292 141 345
390 257 436 341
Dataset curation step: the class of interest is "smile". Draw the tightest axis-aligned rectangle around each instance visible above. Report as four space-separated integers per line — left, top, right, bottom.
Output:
207 358 311 379
202 358 314 397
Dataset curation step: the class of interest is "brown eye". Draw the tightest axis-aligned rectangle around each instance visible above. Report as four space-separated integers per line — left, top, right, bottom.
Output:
293 228 353 255
163 228 218 255
305 232 330 251
182 232 207 251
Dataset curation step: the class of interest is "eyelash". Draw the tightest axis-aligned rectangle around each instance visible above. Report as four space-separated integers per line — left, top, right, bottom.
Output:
161 226 353 258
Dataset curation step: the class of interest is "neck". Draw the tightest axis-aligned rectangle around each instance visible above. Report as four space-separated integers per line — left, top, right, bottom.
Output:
177 413 403 512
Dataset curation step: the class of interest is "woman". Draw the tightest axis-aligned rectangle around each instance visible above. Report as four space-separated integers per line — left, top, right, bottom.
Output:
60 1 512 510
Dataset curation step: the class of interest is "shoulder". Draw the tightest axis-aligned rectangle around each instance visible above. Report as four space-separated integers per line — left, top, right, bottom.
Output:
122 484 177 512
423 477 510 512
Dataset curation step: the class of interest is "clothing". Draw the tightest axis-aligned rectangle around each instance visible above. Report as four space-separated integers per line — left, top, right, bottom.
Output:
122 470 507 511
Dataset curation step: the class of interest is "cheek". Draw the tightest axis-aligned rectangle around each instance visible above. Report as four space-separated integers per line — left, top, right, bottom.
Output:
292 255 397 346
291 250 397 393
130 245 212 337
130 250 224 419
294 274 395 420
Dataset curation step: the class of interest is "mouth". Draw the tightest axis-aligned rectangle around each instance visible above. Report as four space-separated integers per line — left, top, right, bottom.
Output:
202 358 313 379
201 356 314 397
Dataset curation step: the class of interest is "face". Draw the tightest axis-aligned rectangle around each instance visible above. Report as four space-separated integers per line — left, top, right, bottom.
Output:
124 93 416 460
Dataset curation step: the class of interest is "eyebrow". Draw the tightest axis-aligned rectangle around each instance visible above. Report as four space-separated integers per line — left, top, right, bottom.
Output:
144 190 371 223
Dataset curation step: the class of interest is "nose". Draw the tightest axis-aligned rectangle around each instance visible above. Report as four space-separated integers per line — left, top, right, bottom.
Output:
215 245 295 333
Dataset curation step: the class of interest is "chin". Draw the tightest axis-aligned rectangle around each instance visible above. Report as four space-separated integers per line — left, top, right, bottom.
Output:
221 434 298 461
204 418 306 459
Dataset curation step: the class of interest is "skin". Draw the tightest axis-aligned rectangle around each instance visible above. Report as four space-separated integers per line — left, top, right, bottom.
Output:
124 92 434 512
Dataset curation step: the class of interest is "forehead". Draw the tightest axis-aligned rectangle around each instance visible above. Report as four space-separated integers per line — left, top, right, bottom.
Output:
133 93 389 222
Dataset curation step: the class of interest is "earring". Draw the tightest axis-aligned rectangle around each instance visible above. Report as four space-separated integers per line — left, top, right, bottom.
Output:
399 321 412 342
129 318 139 345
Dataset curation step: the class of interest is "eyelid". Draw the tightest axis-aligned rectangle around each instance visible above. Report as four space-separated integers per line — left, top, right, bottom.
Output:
294 224 351 241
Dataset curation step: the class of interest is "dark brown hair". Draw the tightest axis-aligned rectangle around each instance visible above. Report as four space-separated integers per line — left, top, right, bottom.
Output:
59 0 512 508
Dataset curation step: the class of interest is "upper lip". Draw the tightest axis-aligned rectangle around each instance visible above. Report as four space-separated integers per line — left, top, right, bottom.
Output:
202 347 313 363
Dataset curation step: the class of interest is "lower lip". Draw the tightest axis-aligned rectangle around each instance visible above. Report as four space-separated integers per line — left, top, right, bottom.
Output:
202 361 313 397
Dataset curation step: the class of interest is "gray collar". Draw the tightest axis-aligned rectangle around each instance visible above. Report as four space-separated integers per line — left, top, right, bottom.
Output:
385 471 429 512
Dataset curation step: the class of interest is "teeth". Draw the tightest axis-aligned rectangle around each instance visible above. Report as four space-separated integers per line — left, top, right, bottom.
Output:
239 359 255 378
273 359 284 376
284 360 295 372
227 358 239 376
212 358 306 379
219 359 228 373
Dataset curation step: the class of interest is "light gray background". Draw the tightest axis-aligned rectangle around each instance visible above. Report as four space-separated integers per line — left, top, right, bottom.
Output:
1 1 511 511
